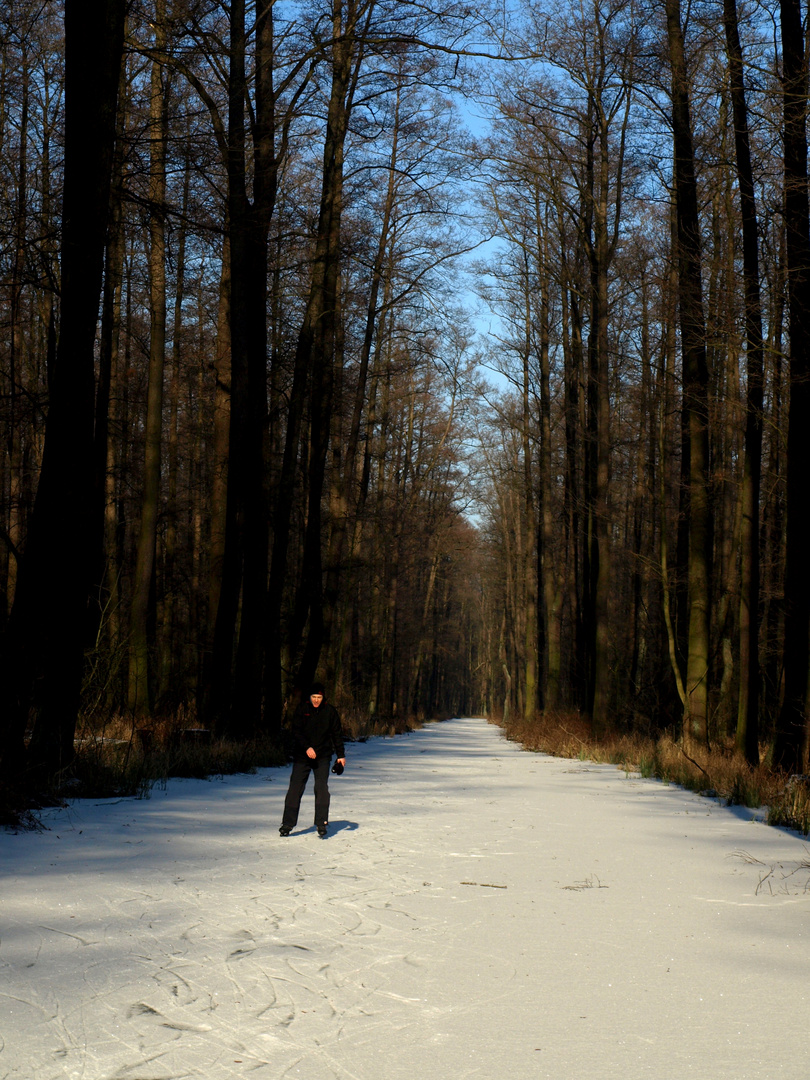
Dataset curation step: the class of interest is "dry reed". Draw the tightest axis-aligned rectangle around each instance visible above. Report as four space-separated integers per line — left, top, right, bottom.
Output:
497 712 810 834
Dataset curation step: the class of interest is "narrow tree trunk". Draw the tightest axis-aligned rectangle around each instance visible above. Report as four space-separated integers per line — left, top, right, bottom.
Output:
665 0 712 753
204 234 231 700
230 0 277 734
562 277 586 708
95 58 128 676
539 231 562 710
6 48 28 618
761 248 786 724
521 255 537 722
159 156 190 706
100 172 126 684
590 129 612 729
724 0 763 764
128 6 168 719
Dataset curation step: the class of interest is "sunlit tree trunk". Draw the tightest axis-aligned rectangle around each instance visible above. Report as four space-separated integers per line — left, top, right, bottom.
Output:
588 112 613 729
538 225 562 711
521 253 538 722
665 0 712 753
562 275 586 708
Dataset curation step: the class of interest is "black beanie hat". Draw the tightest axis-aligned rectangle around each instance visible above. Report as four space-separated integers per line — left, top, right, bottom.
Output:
310 681 325 696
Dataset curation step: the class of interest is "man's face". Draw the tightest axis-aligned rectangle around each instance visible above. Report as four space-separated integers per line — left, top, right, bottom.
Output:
310 693 324 708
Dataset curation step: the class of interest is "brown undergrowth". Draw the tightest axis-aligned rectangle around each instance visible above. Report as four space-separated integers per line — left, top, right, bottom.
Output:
68 708 428 800
2 708 431 827
497 712 810 835
64 710 287 801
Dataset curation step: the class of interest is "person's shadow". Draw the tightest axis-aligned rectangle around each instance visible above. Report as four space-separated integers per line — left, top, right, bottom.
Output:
303 820 358 836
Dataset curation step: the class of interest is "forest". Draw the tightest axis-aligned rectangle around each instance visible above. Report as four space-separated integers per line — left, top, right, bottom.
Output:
2 0 810 796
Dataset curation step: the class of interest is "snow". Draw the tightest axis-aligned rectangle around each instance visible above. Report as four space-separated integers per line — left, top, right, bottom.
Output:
2 715 809 1080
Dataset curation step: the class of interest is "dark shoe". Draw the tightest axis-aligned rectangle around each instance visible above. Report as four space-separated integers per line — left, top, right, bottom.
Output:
317 824 328 837
279 826 291 837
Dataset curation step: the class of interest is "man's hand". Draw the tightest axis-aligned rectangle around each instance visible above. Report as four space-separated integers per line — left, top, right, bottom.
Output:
337 758 346 768
306 747 317 759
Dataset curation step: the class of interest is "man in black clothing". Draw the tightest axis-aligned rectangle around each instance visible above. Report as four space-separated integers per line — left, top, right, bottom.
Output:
279 682 346 837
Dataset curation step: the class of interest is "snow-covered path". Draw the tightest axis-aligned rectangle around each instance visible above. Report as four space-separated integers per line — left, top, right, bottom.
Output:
2 716 810 1080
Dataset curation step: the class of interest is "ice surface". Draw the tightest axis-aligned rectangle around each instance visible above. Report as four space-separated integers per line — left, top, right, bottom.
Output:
2 716 809 1079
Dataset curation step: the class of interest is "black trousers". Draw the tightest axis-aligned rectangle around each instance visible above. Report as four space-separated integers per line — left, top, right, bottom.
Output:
282 756 331 829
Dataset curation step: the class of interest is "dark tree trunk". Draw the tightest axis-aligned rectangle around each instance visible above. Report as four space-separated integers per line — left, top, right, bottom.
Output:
208 0 276 737
773 0 810 771
321 73 403 686
0 0 126 780
267 0 365 707
665 0 712 753
723 0 763 765
90 64 126 653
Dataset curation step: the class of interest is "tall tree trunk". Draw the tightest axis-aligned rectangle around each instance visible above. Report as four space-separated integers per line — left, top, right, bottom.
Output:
665 0 712 753
204 234 231 708
159 155 190 706
539 238 562 710
521 253 537 722
773 0 810 771
761 246 786 725
0 0 126 778
208 0 276 736
562 277 586 708
589 120 613 730
268 0 370 704
322 70 402 685
723 0 763 764
6 47 28 619
94 53 127 666
231 0 276 734
128 5 168 719
100 174 126 685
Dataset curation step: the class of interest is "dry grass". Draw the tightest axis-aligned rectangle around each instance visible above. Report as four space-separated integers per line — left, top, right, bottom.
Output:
340 709 435 743
68 704 429 800
1 707 436 826
768 775 810 835
11 706 806 836
498 712 809 833
66 710 287 801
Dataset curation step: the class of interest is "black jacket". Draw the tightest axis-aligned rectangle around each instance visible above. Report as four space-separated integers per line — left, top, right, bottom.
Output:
289 700 345 761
